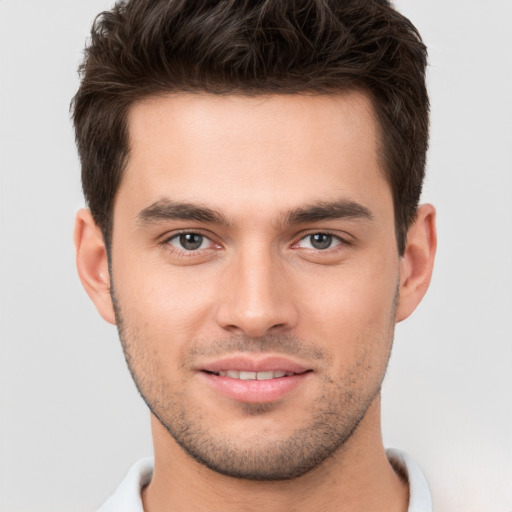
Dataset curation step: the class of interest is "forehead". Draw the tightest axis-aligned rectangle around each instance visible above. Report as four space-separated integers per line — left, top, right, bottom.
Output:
118 91 389 221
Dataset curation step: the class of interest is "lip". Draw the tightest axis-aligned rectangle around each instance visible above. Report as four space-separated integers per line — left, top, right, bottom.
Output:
199 355 310 374
198 355 312 403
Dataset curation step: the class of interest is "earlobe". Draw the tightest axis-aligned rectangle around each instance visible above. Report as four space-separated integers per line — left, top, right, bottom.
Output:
396 204 437 323
74 209 116 325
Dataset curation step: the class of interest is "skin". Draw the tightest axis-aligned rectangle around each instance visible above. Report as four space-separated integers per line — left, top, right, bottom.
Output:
75 91 436 512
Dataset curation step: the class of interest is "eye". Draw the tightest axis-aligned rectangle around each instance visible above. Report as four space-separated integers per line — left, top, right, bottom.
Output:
168 233 211 251
297 233 342 250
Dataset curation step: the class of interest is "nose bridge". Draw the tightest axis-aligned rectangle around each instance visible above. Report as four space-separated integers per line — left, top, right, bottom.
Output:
215 240 298 337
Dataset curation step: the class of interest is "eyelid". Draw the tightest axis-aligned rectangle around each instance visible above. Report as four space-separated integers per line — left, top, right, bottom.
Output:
169 234 210 251
157 228 352 254
298 234 341 250
291 230 353 249
160 229 222 252
160 228 215 242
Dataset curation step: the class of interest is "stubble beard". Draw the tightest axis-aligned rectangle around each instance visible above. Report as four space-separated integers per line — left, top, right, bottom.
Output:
110 284 397 481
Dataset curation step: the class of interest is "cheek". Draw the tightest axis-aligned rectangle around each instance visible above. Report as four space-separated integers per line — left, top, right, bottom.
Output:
297 255 398 364
112 256 220 349
305 257 397 316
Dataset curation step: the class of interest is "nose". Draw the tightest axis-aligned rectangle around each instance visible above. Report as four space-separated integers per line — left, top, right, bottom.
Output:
214 246 299 338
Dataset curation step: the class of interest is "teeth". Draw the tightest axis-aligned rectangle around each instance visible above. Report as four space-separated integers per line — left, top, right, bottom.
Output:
216 370 293 380
256 371 274 380
239 371 256 380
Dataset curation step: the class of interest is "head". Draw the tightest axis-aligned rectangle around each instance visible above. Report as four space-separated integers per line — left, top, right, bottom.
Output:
73 0 436 481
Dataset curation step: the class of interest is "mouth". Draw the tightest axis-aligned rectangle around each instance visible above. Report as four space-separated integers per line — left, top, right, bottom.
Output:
198 355 313 403
203 370 299 380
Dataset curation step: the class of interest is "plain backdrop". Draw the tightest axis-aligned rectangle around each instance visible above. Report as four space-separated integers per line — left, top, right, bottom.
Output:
1 1 511 511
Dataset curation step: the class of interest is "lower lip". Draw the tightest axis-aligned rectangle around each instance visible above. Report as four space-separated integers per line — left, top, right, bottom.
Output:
200 372 311 403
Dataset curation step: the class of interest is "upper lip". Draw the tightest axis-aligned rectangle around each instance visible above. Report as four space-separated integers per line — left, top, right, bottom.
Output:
199 355 311 374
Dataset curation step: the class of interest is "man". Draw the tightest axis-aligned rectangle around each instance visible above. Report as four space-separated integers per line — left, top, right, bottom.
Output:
72 0 436 510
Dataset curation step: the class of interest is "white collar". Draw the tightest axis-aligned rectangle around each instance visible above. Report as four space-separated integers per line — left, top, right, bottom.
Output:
387 448 433 512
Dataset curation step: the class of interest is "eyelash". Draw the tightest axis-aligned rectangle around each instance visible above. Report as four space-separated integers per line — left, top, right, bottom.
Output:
161 231 220 258
161 230 351 256
293 231 351 251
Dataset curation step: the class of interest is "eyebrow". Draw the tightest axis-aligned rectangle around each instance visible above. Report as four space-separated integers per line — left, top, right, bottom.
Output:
137 199 231 226
136 198 373 227
283 200 374 225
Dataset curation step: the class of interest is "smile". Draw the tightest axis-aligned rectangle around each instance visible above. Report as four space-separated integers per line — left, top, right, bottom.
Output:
209 370 296 380
199 357 313 403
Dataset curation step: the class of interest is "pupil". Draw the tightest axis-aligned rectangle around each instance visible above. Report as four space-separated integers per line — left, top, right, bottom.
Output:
311 233 332 250
180 233 203 250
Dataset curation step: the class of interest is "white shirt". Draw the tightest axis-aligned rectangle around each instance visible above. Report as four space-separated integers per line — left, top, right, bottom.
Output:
98 449 432 512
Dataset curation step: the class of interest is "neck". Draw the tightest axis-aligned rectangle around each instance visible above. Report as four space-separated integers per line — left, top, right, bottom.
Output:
142 396 408 512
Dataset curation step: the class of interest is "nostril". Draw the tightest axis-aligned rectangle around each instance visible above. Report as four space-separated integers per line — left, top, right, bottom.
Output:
270 323 286 330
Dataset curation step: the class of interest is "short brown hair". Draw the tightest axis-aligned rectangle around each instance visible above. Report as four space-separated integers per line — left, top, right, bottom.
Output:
72 0 428 254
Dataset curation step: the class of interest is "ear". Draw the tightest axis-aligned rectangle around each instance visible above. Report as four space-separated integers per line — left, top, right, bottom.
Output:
74 209 116 325
396 204 437 323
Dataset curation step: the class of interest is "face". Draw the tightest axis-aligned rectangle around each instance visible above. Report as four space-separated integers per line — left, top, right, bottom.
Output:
109 92 401 479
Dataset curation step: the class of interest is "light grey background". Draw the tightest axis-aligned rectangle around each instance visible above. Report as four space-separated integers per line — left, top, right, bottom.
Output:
1 1 511 511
